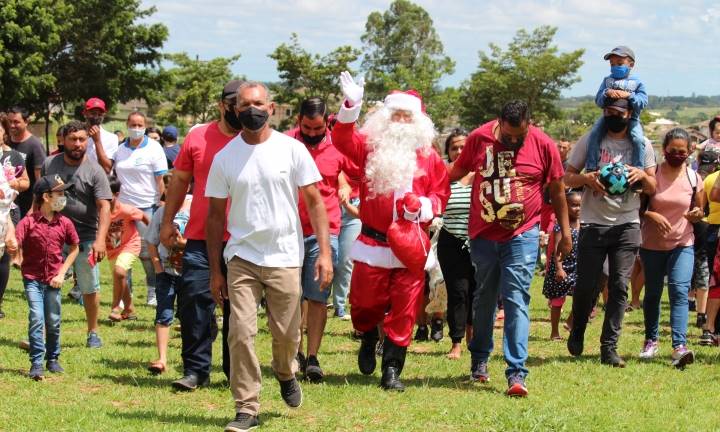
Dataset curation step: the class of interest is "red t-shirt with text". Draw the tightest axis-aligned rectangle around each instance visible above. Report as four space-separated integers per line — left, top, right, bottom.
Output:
173 122 235 241
455 121 564 242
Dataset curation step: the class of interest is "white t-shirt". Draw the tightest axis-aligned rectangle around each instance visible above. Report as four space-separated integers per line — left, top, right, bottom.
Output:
205 130 322 267
113 136 168 208
87 126 119 162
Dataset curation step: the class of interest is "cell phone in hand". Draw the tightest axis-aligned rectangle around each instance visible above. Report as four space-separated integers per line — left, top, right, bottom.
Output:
87 252 96 268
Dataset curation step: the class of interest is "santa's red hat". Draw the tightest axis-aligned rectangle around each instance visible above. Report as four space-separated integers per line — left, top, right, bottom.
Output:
384 89 426 114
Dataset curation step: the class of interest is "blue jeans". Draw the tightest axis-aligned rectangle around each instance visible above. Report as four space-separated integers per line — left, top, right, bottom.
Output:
24 279 62 365
586 116 645 170
640 247 693 348
468 226 539 379
302 234 339 303
332 199 361 311
155 272 180 326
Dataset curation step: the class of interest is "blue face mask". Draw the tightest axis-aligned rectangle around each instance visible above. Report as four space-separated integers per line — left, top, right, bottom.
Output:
610 65 630 79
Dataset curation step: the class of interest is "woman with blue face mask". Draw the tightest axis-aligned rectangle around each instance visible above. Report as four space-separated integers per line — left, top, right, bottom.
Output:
111 112 169 308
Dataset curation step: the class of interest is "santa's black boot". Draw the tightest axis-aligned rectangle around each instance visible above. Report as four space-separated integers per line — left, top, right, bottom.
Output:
380 338 407 392
358 328 379 375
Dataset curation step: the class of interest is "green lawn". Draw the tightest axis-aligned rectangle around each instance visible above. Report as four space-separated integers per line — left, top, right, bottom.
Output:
1 263 719 432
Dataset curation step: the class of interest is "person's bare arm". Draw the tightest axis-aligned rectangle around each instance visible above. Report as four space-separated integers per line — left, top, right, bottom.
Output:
93 199 110 261
300 183 333 290
160 169 191 248
89 126 113 173
11 168 29 192
448 162 470 183
548 179 572 260
207 197 228 305
50 244 79 288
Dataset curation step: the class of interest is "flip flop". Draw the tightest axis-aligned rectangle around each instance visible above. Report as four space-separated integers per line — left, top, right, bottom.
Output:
121 312 138 321
108 309 123 322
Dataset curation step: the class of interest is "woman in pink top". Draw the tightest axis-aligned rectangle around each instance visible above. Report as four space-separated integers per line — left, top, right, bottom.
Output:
639 128 705 368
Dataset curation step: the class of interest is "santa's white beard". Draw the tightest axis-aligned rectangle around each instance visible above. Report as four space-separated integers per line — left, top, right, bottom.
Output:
361 109 436 197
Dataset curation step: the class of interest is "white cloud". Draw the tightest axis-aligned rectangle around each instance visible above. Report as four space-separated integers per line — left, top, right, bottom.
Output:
141 0 720 96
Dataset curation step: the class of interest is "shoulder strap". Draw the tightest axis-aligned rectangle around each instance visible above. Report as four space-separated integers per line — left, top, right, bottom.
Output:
686 166 697 210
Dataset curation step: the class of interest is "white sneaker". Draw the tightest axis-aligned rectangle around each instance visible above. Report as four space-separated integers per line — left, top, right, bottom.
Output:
147 287 157 307
670 345 694 369
341 314 351 321
639 339 659 359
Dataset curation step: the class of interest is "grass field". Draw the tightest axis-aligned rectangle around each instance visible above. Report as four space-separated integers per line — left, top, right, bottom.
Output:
1 263 720 432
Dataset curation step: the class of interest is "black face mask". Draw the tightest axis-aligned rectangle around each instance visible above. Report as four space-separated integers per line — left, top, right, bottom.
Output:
501 134 525 150
605 115 629 133
87 116 103 126
300 131 325 146
223 108 243 131
238 107 269 132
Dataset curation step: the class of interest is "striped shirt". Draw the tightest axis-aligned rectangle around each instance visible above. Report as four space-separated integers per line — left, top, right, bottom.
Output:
442 181 472 240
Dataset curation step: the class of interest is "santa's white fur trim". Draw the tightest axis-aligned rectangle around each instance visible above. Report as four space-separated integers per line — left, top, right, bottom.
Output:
349 238 437 270
418 196 433 223
337 101 362 123
384 92 422 113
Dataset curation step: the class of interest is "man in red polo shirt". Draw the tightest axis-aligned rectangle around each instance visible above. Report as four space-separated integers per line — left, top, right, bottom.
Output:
286 97 357 383
159 80 242 391
332 72 450 392
449 100 571 397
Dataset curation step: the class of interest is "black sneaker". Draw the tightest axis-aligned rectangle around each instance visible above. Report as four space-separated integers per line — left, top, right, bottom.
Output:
278 377 303 408
414 325 429 342
699 329 716 346
696 313 707 329
172 374 210 391
46 359 64 374
28 363 44 381
430 319 444 342
470 359 489 383
224 412 259 432
304 356 323 383
567 329 584 357
600 350 626 368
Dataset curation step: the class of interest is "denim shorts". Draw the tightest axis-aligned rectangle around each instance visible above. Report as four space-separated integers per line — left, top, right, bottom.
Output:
155 272 180 326
75 241 100 295
301 235 338 303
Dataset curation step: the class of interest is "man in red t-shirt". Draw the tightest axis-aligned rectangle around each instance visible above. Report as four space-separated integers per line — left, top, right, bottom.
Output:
158 80 241 391
285 97 357 383
450 101 571 397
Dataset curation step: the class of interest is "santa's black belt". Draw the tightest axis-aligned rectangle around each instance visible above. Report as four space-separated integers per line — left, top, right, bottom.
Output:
361 225 387 243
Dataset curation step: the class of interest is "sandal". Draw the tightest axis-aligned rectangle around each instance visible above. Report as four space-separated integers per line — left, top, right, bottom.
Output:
121 310 138 321
108 309 123 322
148 360 166 375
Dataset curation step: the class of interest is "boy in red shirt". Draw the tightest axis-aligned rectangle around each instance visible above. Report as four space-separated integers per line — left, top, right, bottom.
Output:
15 175 79 380
106 176 150 322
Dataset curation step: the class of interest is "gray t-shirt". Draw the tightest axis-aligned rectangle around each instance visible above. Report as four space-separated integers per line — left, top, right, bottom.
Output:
42 155 112 243
567 132 656 225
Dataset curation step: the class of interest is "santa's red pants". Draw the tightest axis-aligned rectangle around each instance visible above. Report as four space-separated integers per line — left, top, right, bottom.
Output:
349 261 425 347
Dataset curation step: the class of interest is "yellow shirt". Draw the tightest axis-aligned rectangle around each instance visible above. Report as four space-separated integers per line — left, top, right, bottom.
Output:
705 171 720 224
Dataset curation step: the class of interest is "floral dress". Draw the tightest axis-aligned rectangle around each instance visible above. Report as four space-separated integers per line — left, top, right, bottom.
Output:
542 224 579 300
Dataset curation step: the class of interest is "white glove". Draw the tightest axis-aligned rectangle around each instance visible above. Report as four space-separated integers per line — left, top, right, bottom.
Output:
340 71 365 107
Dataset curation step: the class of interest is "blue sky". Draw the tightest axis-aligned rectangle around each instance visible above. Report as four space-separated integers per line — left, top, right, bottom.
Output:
141 0 720 97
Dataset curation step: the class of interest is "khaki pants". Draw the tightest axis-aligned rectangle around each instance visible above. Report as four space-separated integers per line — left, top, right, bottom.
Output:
227 256 301 416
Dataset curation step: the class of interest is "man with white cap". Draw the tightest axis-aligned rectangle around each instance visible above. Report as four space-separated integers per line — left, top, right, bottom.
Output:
331 71 450 392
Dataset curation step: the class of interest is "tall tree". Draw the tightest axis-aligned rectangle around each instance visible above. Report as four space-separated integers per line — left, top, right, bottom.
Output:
155 53 241 127
269 33 360 125
0 0 168 145
360 0 455 127
460 26 584 128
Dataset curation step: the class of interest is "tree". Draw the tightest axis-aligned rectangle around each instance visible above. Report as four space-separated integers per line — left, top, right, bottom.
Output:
459 26 584 128
269 33 361 121
155 53 241 127
0 0 168 147
360 0 455 126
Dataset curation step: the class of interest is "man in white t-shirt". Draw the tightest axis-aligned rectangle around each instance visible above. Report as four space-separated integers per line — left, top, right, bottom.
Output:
206 82 333 431
83 98 118 174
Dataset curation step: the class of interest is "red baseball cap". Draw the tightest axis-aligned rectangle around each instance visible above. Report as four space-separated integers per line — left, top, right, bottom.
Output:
84 97 107 113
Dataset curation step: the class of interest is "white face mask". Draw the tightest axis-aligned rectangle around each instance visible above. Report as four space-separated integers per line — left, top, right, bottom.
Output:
128 128 145 140
51 196 67 212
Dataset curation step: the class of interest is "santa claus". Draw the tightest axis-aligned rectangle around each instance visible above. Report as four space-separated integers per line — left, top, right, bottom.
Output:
331 71 450 391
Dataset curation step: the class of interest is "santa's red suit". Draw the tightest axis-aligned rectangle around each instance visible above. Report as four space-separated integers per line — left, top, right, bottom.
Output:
331 98 450 349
